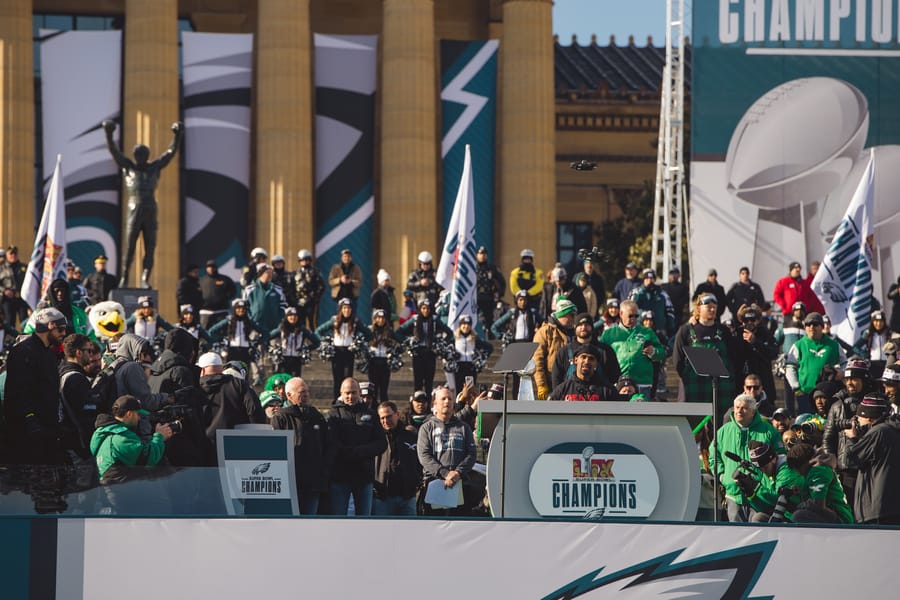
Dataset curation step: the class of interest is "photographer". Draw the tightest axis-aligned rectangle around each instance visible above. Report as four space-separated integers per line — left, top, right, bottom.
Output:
788 443 854 524
90 395 173 484
823 357 875 507
734 440 804 522
734 304 779 413
845 395 900 524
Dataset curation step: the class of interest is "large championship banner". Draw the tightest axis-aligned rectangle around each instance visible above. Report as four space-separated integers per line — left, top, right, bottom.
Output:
0 517 893 599
39 30 122 274
440 40 499 255
314 34 377 320
181 32 253 282
691 1 900 301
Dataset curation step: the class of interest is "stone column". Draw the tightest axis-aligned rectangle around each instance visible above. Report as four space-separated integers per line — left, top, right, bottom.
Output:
255 0 314 258
499 0 555 274
0 0 35 253
122 0 180 316
380 0 438 288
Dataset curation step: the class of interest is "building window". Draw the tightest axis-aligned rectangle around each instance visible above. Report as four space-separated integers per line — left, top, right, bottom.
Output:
557 222 592 277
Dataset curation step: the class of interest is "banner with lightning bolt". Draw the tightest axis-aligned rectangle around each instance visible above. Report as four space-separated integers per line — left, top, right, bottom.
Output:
23 155 68 309
440 40 498 257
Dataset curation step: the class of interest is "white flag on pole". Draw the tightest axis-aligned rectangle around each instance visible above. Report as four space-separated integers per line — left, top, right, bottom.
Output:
22 154 68 309
436 145 477 330
811 149 874 347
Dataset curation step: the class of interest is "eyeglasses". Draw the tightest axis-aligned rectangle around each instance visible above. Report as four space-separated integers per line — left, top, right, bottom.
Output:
744 384 760 390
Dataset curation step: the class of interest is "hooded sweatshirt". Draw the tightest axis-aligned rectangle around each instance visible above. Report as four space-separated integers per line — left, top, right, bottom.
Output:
113 333 170 411
90 413 166 481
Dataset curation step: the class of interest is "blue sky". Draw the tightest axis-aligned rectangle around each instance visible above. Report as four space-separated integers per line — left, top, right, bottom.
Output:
552 0 682 47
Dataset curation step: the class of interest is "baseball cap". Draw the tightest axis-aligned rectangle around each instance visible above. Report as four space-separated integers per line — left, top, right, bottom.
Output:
789 261 802 270
625 262 638 270
197 352 223 368
411 390 428 403
94 255 108 263
803 312 824 326
477 246 487 254
285 306 298 316
574 312 593 326
232 299 246 309
772 408 791 420
111 395 148 416
33 307 68 332
259 390 282 408
553 299 577 319
642 269 656 279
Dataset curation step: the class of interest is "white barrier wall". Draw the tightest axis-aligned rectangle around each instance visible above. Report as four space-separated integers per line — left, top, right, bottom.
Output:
52 518 894 599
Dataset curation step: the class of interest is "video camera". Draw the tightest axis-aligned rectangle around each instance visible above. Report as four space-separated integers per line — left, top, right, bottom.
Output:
148 401 194 435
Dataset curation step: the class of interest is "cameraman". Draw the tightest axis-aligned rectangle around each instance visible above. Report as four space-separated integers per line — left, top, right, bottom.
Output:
734 440 804 522
845 395 900 524
788 443 854 524
823 357 874 507
90 395 173 484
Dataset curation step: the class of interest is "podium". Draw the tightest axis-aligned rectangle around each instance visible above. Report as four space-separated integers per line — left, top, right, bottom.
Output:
478 401 709 520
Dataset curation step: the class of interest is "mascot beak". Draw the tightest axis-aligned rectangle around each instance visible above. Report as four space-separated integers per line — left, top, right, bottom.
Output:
98 310 125 335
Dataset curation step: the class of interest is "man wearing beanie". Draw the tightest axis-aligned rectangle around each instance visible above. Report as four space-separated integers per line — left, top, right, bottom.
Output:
737 440 805 522
532 298 577 400
370 269 397 323
824 357 874 506
845 394 900 524
548 343 616 401
551 312 620 390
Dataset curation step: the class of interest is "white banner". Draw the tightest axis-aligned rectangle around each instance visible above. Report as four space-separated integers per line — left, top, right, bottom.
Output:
436 144 478 329
39 29 122 275
64 518 894 599
22 155 67 309
812 150 875 346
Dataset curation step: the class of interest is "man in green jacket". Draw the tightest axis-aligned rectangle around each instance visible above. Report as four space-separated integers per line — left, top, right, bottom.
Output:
90 395 173 483
738 440 805 522
599 299 665 397
711 393 784 521
785 312 846 414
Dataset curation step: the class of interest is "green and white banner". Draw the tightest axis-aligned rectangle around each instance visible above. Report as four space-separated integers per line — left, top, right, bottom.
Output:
691 0 900 302
440 40 498 257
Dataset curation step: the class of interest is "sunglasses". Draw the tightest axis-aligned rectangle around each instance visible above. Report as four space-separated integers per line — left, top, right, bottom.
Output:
744 384 760 390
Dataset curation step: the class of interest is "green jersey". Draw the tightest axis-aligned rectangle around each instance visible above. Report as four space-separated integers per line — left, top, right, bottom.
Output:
747 458 805 520
806 465 854 524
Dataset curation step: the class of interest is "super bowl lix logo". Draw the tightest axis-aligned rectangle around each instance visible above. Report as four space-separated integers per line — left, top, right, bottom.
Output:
528 443 660 518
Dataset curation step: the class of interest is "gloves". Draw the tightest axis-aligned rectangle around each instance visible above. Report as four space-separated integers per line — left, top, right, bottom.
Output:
733 471 758 497
537 385 550 400
23 414 42 435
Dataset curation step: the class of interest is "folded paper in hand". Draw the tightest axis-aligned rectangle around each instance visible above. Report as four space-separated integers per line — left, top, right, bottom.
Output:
424 479 463 508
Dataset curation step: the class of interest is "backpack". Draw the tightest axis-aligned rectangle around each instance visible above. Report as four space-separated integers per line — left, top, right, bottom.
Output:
91 356 127 414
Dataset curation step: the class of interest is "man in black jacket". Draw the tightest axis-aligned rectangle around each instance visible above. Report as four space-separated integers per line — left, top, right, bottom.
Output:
845 395 900 524
2 307 68 465
551 313 620 390
270 377 328 515
176 264 204 316
549 343 617 402
58 334 102 461
373 400 421 516
199 259 237 329
197 352 265 454
327 377 387 516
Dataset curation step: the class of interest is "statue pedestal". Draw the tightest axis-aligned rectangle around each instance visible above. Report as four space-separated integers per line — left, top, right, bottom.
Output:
110 287 158 315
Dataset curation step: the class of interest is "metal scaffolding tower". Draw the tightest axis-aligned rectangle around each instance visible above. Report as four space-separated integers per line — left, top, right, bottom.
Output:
651 0 688 277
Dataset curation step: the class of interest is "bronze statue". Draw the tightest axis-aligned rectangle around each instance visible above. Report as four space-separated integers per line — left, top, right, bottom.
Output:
102 119 183 289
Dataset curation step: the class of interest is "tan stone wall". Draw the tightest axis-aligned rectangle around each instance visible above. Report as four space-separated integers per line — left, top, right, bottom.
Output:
0 0 35 257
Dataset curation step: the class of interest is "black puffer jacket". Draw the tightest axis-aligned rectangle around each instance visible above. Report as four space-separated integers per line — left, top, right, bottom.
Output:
270 404 329 492
326 402 386 486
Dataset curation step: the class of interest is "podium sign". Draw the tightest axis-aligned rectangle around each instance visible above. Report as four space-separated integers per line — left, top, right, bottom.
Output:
216 429 298 516
479 401 709 520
